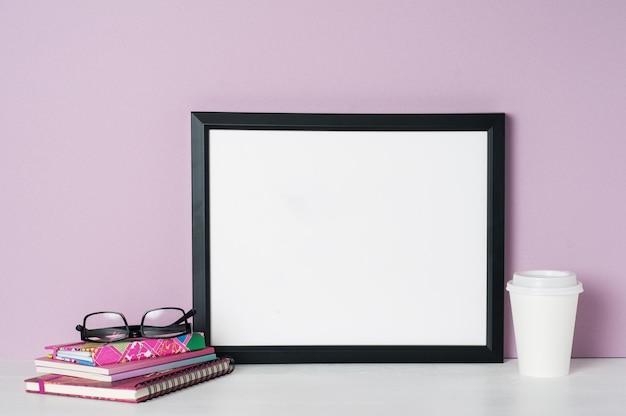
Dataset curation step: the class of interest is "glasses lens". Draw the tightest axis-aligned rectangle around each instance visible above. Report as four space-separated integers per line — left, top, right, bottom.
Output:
84 312 129 342
142 308 188 338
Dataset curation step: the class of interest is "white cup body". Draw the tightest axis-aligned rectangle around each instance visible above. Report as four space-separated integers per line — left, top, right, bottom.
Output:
507 270 583 378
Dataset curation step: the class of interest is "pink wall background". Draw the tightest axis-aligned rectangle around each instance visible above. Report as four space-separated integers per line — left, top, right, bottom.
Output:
1 1 625 359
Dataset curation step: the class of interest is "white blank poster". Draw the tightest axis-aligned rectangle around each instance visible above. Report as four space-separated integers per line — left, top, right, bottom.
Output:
209 130 488 346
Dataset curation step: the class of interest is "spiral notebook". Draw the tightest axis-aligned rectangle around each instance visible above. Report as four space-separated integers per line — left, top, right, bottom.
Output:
25 356 235 403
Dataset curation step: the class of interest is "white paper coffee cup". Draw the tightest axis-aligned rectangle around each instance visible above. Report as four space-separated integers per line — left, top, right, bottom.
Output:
507 270 583 377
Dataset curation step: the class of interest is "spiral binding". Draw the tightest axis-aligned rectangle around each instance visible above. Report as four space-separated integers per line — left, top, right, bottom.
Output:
138 356 235 401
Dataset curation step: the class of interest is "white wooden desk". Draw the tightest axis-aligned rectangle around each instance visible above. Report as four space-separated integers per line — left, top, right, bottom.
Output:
2 359 625 415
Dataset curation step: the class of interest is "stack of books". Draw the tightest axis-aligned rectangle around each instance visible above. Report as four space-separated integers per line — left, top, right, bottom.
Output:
24 333 235 403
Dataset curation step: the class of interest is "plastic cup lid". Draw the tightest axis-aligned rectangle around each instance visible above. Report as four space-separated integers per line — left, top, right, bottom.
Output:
514 270 577 288
507 270 583 295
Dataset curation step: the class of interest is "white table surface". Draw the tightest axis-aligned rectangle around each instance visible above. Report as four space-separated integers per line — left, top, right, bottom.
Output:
2 358 625 415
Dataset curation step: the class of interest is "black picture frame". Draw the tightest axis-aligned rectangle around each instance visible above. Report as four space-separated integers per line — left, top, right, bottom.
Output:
192 112 505 363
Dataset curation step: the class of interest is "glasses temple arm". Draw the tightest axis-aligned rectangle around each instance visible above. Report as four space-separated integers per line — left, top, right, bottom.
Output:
170 308 197 326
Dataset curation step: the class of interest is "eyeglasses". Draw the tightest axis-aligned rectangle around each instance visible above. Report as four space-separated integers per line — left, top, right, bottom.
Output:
75 307 196 342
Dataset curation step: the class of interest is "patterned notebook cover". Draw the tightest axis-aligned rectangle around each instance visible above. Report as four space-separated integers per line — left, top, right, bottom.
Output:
45 332 206 366
35 347 216 375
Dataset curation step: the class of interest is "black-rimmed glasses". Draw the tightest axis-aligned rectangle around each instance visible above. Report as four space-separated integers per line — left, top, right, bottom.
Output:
75 307 196 342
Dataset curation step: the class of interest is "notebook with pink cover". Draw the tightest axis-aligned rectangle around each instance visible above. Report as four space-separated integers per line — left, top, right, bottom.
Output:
25 356 235 403
35 346 216 375
45 332 206 366
35 351 217 382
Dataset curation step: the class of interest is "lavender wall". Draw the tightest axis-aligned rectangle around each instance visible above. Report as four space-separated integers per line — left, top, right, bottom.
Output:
1 1 625 359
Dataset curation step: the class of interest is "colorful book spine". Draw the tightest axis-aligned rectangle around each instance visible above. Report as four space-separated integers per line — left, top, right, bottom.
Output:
25 356 235 403
46 332 206 366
